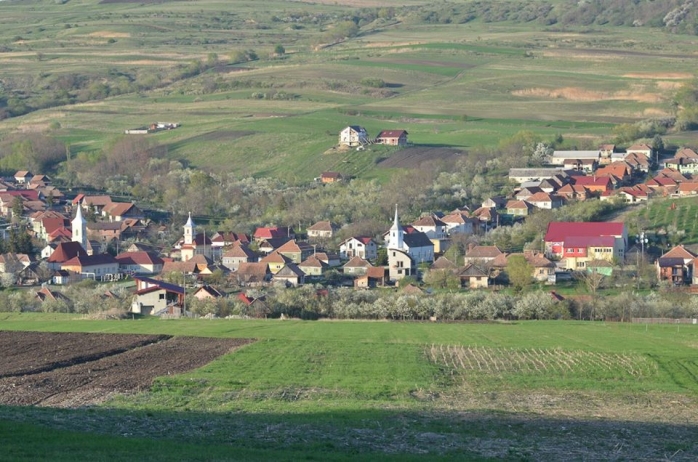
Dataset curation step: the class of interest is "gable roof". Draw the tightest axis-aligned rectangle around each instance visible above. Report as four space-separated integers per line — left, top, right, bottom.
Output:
660 245 697 260
466 245 503 259
47 242 86 263
376 130 407 138
254 226 293 240
236 262 270 278
299 255 328 269
81 195 112 207
115 251 164 266
134 276 185 295
62 253 118 268
571 176 612 188
275 263 305 278
223 243 257 259
343 256 373 268
103 202 140 217
412 215 446 227
458 263 488 277
307 221 337 232
341 236 375 246
545 222 625 242
277 239 313 254
431 256 456 270
403 232 434 249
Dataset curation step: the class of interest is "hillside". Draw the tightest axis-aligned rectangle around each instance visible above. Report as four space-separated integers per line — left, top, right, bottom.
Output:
0 0 696 182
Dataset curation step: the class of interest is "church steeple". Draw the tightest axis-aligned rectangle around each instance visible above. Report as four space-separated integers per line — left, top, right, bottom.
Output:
388 204 403 250
72 202 87 249
184 212 195 245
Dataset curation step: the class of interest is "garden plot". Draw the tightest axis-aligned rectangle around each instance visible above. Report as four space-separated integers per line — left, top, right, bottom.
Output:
427 345 658 378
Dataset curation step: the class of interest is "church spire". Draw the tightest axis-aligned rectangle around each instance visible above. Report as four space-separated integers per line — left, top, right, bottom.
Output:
72 201 87 249
183 212 195 245
388 204 403 250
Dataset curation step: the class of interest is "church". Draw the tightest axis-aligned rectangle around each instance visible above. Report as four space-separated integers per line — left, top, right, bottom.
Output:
179 213 212 262
386 207 434 281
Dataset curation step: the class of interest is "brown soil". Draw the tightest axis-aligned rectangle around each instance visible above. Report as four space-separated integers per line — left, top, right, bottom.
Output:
377 146 464 169
0 331 253 408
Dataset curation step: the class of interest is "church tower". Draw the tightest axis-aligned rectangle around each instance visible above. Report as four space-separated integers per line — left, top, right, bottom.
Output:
71 202 87 250
387 205 404 250
184 212 194 245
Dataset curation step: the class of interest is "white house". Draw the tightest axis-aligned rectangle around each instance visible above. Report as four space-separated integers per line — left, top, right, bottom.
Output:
339 236 377 260
339 126 369 147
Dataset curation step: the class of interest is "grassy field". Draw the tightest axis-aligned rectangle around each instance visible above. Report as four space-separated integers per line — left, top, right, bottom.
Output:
1 0 695 181
1 315 698 460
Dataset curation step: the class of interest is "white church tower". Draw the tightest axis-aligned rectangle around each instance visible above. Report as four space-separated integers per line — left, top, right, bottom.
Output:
387 205 404 250
72 202 87 249
183 212 194 245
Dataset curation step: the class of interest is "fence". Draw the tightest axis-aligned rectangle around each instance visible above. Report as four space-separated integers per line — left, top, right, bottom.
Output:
631 318 698 324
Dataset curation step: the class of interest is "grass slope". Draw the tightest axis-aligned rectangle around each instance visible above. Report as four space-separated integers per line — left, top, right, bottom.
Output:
1 315 698 459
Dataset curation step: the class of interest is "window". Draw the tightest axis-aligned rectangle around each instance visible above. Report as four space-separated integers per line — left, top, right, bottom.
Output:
159 294 165 300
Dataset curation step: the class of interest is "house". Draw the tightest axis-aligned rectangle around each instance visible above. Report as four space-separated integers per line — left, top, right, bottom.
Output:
232 262 270 287
87 222 123 242
101 202 144 222
307 221 338 239
315 251 341 267
254 226 294 241
664 156 698 175
441 212 475 235
550 150 600 165
430 256 457 271
36 286 70 303
210 231 250 249
599 144 615 161
257 238 291 255
320 172 344 184
458 264 490 289
14 171 33 185
562 158 598 173
412 215 449 253
131 277 185 316
544 222 627 264
272 263 305 287
594 162 632 186
570 176 613 194
298 255 328 278
61 253 120 281
193 285 224 300
29 174 51 186
626 143 653 160
527 192 563 210
617 186 649 203
343 256 373 275
375 129 408 146
17 262 50 286
471 207 499 229
646 176 679 196
482 196 507 209
276 239 314 264
161 254 218 277
506 200 534 216
79 195 113 214
222 243 257 271
463 245 503 265
624 152 650 173
656 245 696 285
260 251 293 274
508 168 570 184
354 266 388 288
557 184 589 201
339 126 369 147
514 187 542 201
115 251 164 275
339 236 377 260
387 249 415 282
677 182 698 196
0 253 31 274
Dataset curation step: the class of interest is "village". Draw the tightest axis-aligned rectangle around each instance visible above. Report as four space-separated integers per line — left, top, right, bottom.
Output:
0 126 697 318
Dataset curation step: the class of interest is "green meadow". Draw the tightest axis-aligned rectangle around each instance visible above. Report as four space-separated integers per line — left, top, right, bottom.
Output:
1 315 698 459
1 0 695 181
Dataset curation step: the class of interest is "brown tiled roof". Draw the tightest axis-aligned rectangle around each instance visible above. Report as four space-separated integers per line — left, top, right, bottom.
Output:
412 215 446 227
466 246 502 259
47 242 86 263
236 262 269 279
660 245 697 260
115 251 164 266
431 256 456 270
261 251 292 264
299 255 328 269
277 239 312 253
103 202 139 217
343 256 372 268
223 243 257 259
82 195 112 207
307 221 336 232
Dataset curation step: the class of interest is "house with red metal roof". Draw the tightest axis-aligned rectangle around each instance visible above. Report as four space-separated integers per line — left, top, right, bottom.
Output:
375 130 408 146
544 222 627 269
253 226 294 241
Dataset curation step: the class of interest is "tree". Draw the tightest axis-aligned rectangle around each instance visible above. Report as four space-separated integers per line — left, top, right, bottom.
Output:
506 255 533 292
273 44 285 55
11 196 23 223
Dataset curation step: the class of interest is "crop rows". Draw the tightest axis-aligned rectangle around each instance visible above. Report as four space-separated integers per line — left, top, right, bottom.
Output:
427 345 658 378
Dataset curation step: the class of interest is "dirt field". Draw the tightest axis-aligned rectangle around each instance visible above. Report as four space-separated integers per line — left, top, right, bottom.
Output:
0 332 253 408
377 146 464 169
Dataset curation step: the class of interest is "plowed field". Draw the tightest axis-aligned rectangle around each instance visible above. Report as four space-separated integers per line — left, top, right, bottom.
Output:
0 331 253 408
